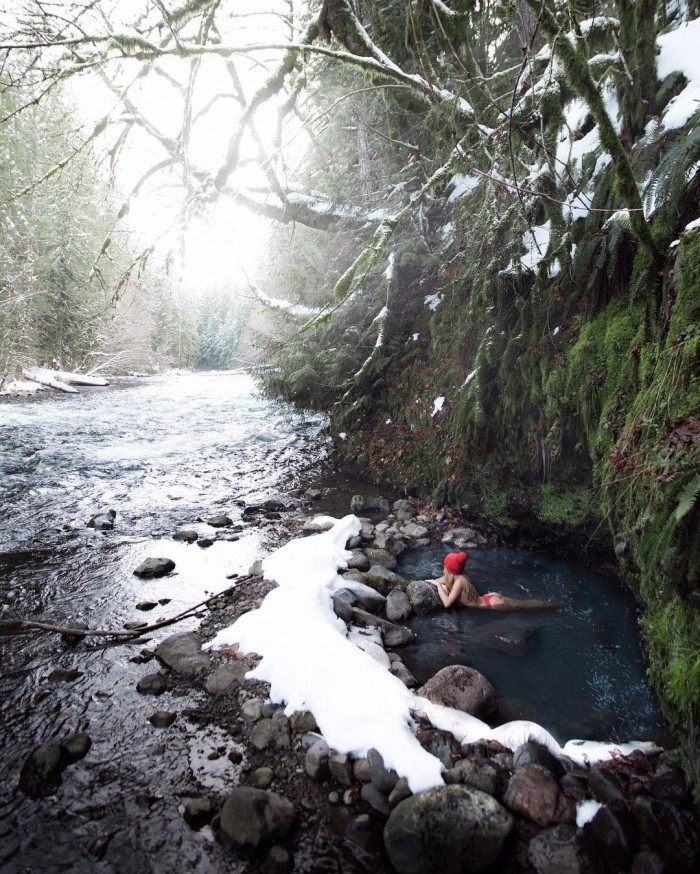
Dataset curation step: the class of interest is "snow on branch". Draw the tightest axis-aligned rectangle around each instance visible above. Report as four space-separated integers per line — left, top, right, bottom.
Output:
247 281 322 319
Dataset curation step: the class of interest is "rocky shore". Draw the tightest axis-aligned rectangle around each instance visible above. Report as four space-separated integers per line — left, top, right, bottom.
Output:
15 495 700 873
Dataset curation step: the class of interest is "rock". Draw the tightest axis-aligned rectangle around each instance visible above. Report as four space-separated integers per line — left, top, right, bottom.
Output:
346 549 370 571
303 517 335 533
135 600 158 611
389 660 417 688
250 717 290 751
48 668 83 683
205 663 248 695
252 767 274 789
87 509 116 530
475 622 536 655
206 515 232 527
351 495 382 513
405 580 441 614
148 711 177 728
583 802 636 873
513 742 566 782
305 739 330 780
341 580 386 612
353 758 371 783
383 785 513 874
367 748 399 794
415 727 462 769
173 529 198 542
242 698 265 721
589 767 626 805
363 548 397 570
62 732 92 763
60 622 89 646
632 795 700 871
183 797 215 830
372 532 406 557
503 764 576 827
289 710 317 733
304 488 322 501
646 761 689 805
444 760 499 797
133 557 175 578
136 673 167 695
382 624 413 648
18 739 68 798
361 782 391 816
328 750 354 786
393 500 417 521
217 788 294 848
154 632 210 676
197 538 214 548
332 593 354 623
262 845 292 874
388 778 412 808
386 588 412 622
363 566 405 595
418 665 497 719
442 527 477 545
528 823 593 874
401 521 429 539
630 850 667 874
123 620 148 630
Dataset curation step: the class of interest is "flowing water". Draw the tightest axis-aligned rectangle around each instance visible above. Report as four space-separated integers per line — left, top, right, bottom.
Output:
0 372 668 872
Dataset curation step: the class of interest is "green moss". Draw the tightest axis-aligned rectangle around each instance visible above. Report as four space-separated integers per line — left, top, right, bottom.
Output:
536 483 594 528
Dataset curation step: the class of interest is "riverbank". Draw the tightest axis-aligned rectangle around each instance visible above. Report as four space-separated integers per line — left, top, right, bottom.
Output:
9 495 698 874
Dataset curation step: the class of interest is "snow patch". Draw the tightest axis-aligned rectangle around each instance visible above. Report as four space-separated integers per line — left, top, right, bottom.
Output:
447 173 480 202
431 396 445 417
658 18 700 131
424 293 443 311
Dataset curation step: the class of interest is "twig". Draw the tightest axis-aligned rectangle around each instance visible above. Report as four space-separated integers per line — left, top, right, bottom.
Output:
1 575 259 641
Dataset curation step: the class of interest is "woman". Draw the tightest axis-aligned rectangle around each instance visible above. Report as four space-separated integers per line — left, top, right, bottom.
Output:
429 552 556 610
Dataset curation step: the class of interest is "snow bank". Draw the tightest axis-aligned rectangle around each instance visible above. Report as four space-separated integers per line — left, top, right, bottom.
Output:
658 18 700 131
205 515 661 792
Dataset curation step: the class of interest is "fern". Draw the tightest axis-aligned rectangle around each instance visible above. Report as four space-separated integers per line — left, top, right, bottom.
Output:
643 121 700 217
675 474 700 523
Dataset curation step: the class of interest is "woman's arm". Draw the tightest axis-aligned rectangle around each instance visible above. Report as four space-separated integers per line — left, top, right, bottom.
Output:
437 577 464 608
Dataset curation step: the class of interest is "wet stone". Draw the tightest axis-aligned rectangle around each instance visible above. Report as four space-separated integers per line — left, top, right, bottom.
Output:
136 601 158 611
206 515 232 527
48 668 83 683
148 711 177 728
328 750 354 786
62 732 92 764
252 767 274 789
589 766 626 805
205 663 248 695
133 557 175 578
136 673 167 696
385 588 412 622
289 710 317 733
384 785 513 874
18 739 68 798
513 742 566 782
367 748 398 794
241 698 265 720
60 622 89 647
584 802 636 872
173 529 198 543
154 632 210 677
528 823 593 874
388 777 412 808
305 739 330 781
360 782 391 816
197 538 214 549
418 664 497 720
504 764 576 828
183 797 215 830
262 845 292 874
632 795 700 871
217 787 295 848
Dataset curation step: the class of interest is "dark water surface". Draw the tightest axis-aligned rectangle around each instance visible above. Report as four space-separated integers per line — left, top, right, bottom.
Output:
397 544 668 746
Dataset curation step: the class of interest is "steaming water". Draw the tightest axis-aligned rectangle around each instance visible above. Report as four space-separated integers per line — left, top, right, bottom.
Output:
397 545 668 745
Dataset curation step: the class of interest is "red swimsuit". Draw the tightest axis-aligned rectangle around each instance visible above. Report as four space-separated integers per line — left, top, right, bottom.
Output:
481 593 498 607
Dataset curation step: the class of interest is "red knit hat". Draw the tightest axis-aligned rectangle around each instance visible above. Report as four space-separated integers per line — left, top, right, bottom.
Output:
444 552 468 574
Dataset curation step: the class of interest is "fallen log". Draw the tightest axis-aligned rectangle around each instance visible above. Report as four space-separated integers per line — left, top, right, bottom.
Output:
1 575 257 641
23 368 78 393
23 367 110 390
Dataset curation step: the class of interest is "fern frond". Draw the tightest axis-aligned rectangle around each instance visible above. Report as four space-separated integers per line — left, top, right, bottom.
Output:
675 475 700 523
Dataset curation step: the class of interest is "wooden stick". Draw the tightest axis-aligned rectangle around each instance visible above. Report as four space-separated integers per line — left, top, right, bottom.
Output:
1 575 258 641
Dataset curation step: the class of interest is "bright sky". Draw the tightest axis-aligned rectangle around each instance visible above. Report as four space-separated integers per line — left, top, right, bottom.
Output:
68 0 292 294
205 515 661 793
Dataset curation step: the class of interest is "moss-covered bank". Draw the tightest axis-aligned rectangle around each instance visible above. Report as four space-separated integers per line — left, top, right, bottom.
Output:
332 228 700 794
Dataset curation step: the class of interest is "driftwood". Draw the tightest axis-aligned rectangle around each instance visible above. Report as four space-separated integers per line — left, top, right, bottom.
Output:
1 575 257 641
23 367 109 392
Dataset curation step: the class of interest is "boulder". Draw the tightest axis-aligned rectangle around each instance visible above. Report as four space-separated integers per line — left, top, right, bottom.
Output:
418 665 497 719
204 662 248 695
442 527 477 546
386 588 412 622
133 557 175 578
363 548 397 570
367 748 399 794
305 739 330 780
184 797 215 830
346 549 370 571
173 529 198 543
513 742 566 782
503 764 576 827
393 500 417 521
339 580 386 612
217 788 294 848
632 795 700 871
528 823 594 874
18 740 68 798
383 785 513 874
148 711 177 728
401 521 429 539
87 509 116 530
155 632 210 677
406 581 441 614
207 514 232 527
389 660 417 688
136 673 167 695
